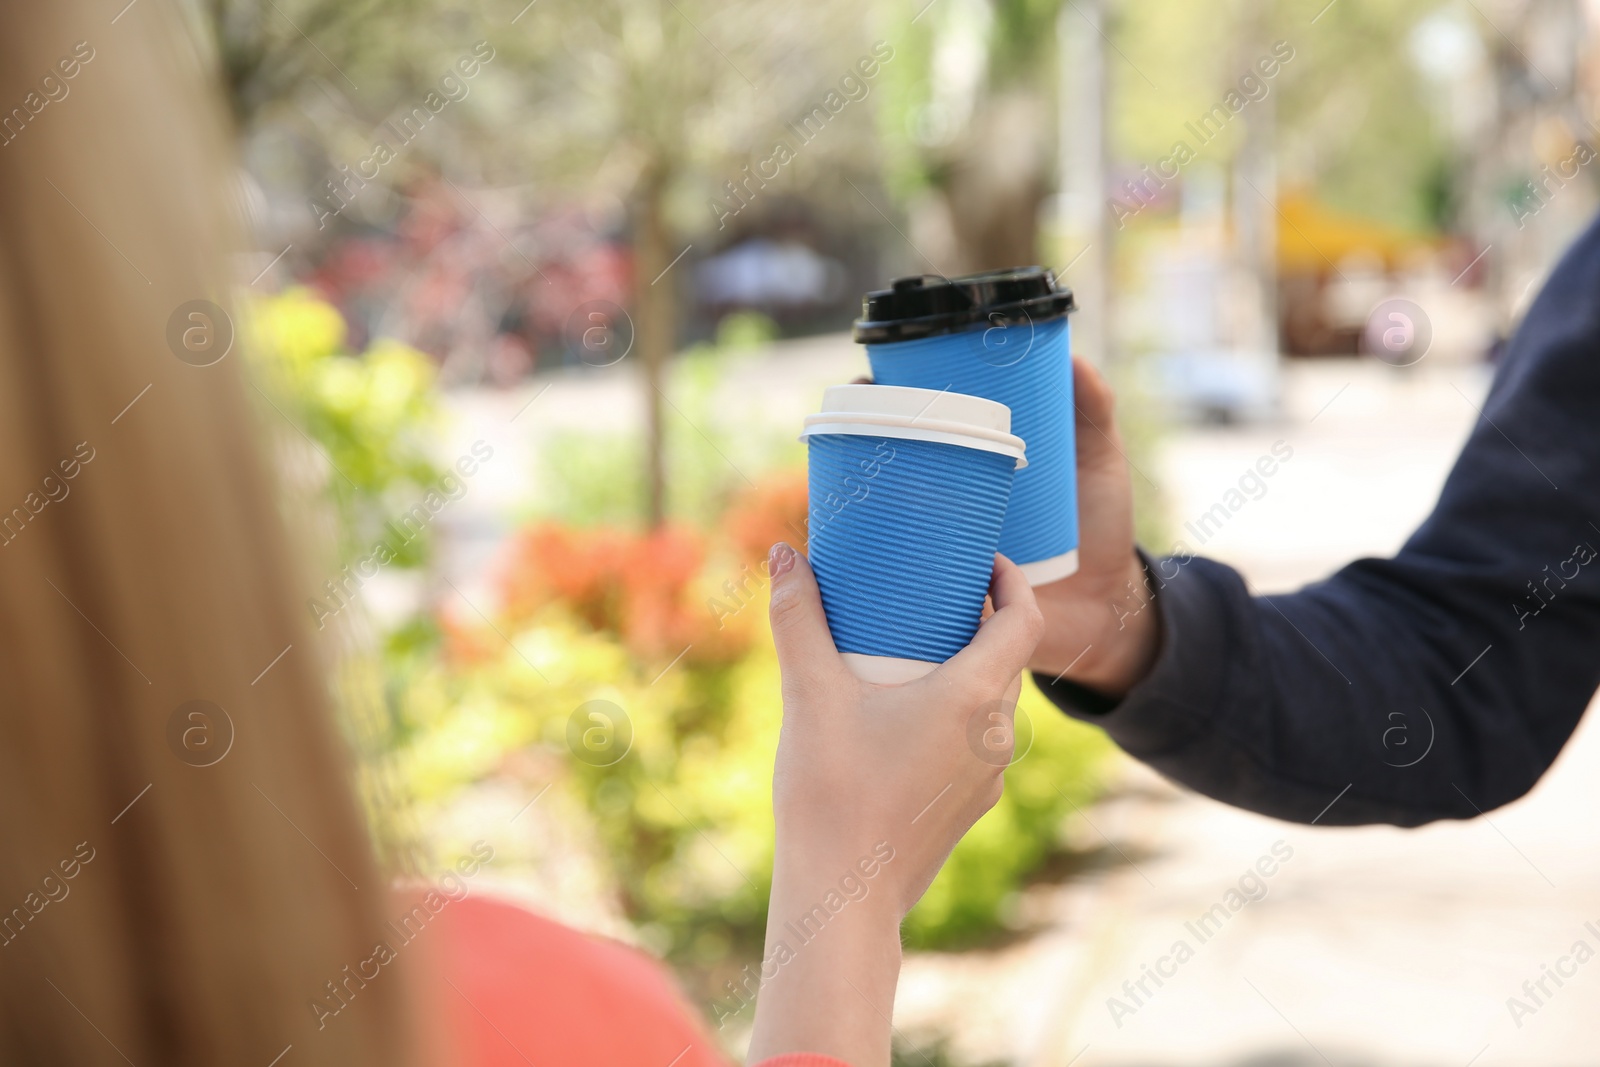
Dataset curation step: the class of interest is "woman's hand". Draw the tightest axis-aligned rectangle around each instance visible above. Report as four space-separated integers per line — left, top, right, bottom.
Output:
746 546 1044 1067
1027 357 1160 696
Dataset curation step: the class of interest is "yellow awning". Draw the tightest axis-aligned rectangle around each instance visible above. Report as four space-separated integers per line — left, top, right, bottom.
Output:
1275 191 1435 273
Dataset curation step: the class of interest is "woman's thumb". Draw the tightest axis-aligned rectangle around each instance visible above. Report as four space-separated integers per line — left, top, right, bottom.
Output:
767 542 843 688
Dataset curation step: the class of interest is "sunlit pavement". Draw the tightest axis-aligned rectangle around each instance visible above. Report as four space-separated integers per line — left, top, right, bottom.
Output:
896 356 1600 1067
450 348 1600 1067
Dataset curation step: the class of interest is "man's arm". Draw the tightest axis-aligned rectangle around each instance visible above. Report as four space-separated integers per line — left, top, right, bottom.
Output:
1034 218 1600 827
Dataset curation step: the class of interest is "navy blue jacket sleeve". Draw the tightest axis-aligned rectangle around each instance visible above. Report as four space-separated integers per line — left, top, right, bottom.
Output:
1036 217 1600 828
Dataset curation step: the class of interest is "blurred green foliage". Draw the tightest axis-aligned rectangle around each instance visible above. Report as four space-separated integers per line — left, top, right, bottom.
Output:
1113 0 1454 232
394 572 1110 965
246 289 454 874
249 287 445 568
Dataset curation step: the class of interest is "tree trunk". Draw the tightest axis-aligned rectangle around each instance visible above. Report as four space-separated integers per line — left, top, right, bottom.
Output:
632 162 674 529
940 91 1052 273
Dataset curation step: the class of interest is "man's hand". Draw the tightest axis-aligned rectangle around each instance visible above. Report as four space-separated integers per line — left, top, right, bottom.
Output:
1027 358 1161 697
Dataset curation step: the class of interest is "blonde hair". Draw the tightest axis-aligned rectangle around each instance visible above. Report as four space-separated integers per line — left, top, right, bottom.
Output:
0 5 417 1063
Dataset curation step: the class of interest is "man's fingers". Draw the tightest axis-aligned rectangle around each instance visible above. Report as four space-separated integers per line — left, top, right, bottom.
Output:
1073 357 1126 471
767 542 845 692
937 554 1045 689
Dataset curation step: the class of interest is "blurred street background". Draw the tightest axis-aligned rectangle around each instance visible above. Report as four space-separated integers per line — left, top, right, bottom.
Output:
217 0 1600 1062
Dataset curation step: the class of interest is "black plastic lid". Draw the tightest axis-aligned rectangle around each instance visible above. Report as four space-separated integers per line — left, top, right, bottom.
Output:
851 266 1076 344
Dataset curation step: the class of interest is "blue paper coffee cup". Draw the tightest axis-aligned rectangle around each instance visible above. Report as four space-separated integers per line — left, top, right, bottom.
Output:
854 268 1078 585
801 384 1026 683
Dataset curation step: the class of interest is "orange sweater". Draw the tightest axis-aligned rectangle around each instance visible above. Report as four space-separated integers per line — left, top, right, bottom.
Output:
428 893 851 1067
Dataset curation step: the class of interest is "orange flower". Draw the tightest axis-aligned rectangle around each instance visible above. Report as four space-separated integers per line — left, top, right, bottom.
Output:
496 521 717 661
614 525 706 659
490 471 808 671
723 472 809 567
439 609 503 667
499 524 621 631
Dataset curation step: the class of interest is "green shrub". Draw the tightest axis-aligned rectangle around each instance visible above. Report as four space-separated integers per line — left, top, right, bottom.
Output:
395 561 1110 967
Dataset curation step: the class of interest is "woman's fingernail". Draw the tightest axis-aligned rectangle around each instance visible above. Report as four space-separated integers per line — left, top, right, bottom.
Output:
768 541 797 579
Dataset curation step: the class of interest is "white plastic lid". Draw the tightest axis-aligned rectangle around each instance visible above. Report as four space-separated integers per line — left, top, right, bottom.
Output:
799 384 1027 468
